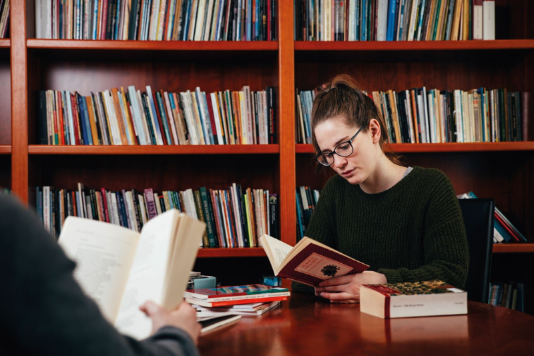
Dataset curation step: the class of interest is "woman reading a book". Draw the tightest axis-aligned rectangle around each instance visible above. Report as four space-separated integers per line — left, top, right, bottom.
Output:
0 194 201 356
293 74 469 303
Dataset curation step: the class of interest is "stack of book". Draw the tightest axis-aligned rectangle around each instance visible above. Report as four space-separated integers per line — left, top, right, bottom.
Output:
296 186 320 242
488 281 525 312
0 0 8 38
35 182 278 246
297 87 527 145
37 85 276 146
458 192 528 243
295 0 495 41
194 300 281 317
35 0 278 41
184 284 290 307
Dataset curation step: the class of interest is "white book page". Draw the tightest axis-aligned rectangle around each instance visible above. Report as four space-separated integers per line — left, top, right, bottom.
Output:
260 234 293 274
114 209 179 340
58 217 140 323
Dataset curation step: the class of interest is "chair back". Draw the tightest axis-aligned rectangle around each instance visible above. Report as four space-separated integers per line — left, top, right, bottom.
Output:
458 198 495 304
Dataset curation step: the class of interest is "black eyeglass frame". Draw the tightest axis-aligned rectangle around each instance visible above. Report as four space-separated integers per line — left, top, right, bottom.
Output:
315 126 365 167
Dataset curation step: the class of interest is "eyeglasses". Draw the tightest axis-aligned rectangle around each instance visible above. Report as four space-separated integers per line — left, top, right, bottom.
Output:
315 126 364 167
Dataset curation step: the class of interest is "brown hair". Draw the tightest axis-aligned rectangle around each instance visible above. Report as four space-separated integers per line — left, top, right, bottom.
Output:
311 74 402 166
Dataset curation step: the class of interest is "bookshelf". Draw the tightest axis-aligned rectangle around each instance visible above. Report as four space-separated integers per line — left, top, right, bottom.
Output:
1 1 532 311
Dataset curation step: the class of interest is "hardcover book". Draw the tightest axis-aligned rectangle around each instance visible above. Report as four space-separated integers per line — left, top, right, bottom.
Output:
360 280 468 319
58 209 206 340
260 234 370 287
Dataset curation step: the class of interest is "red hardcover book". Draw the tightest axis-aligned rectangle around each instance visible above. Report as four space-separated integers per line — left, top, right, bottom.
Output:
70 93 82 145
101 188 110 223
209 189 225 248
494 212 521 242
186 295 288 308
206 94 219 144
260 235 369 287
361 280 467 319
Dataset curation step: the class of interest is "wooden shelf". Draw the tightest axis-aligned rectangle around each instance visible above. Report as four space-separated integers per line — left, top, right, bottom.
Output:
27 39 278 51
0 39 9 48
295 40 534 51
197 248 266 258
0 145 11 154
296 142 534 154
27 40 279 61
28 145 280 155
493 244 534 253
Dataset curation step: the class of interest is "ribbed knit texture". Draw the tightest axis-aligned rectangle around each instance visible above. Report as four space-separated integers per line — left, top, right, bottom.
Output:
292 166 469 294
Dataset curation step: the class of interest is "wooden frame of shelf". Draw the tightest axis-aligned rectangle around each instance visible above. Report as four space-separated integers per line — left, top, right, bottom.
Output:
493 244 534 253
0 39 9 47
295 40 534 51
0 145 11 154
28 145 280 155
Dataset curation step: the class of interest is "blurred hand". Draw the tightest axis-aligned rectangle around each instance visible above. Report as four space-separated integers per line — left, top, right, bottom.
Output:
140 301 201 344
314 271 387 303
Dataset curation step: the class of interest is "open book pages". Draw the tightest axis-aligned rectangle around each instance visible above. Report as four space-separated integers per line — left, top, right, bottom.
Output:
59 209 206 339
260 234 369 286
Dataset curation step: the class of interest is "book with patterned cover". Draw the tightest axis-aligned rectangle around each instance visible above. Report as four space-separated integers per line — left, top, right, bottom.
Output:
260 234 369 287
361 280 468 319
184 284 289 300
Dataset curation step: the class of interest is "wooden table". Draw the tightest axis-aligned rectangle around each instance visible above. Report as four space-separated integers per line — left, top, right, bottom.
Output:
199 293 534 356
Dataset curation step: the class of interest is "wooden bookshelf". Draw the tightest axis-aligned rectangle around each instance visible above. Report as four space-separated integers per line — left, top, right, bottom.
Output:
493 244 534 253
2 1 532 311
28 145 280 155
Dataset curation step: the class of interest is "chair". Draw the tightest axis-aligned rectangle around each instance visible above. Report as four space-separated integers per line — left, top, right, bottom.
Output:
458 198 495 304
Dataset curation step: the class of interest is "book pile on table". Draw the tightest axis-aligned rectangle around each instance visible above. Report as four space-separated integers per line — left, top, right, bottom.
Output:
184 284 290 308
194 300 282 317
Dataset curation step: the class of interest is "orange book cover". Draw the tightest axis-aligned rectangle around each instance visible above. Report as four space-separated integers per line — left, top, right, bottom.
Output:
86 96 100 145
120 87 138 145
111 88 130 145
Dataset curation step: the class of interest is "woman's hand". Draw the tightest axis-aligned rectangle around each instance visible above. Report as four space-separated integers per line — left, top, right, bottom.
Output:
314 271 387 303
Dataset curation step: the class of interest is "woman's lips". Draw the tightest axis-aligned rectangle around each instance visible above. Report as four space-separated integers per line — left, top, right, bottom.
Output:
341 168 354 176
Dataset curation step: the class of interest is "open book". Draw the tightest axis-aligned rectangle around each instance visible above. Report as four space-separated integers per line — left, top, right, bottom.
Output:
58 209 206 340
260 234 369 286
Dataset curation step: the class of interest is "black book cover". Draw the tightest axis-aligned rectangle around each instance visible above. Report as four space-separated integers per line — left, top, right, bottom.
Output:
36 90 48 144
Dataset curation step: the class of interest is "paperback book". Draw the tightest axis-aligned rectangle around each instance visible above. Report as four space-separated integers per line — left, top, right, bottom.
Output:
58 209 206 339
260 234 369 287
185 284 290 307
360 280 468 319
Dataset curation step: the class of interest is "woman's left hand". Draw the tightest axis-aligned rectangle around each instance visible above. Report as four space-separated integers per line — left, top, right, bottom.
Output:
314 271 387 303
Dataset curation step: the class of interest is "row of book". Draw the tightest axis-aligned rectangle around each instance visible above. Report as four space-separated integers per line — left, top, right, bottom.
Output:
296 186 320 241
37 86 277 146
295 0 495 41
458 192 528 243
0 0 8 39
297 88 526 145
35 0 277 41
35 183 278 248
488 281 525 312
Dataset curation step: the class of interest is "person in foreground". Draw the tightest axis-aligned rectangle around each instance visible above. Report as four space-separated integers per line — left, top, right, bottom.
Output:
293 74 469 303
0 193 201 356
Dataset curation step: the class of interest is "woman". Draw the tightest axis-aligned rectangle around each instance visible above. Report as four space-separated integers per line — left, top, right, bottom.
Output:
293 74 469 303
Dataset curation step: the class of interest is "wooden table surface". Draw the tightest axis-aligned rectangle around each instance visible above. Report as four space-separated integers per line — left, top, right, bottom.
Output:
198 293 534 356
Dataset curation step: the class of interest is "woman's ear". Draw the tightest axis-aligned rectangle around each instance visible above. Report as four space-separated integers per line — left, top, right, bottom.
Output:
369 119 381 144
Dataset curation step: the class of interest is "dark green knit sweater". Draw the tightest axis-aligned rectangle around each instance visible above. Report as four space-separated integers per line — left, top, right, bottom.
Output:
292 166 469 293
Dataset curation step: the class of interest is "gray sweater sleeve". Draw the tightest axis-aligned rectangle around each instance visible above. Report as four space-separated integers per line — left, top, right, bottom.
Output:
0 194 198 356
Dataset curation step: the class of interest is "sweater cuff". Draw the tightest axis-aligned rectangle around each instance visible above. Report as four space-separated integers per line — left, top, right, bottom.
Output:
377 268 402 284
143 326 199 356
